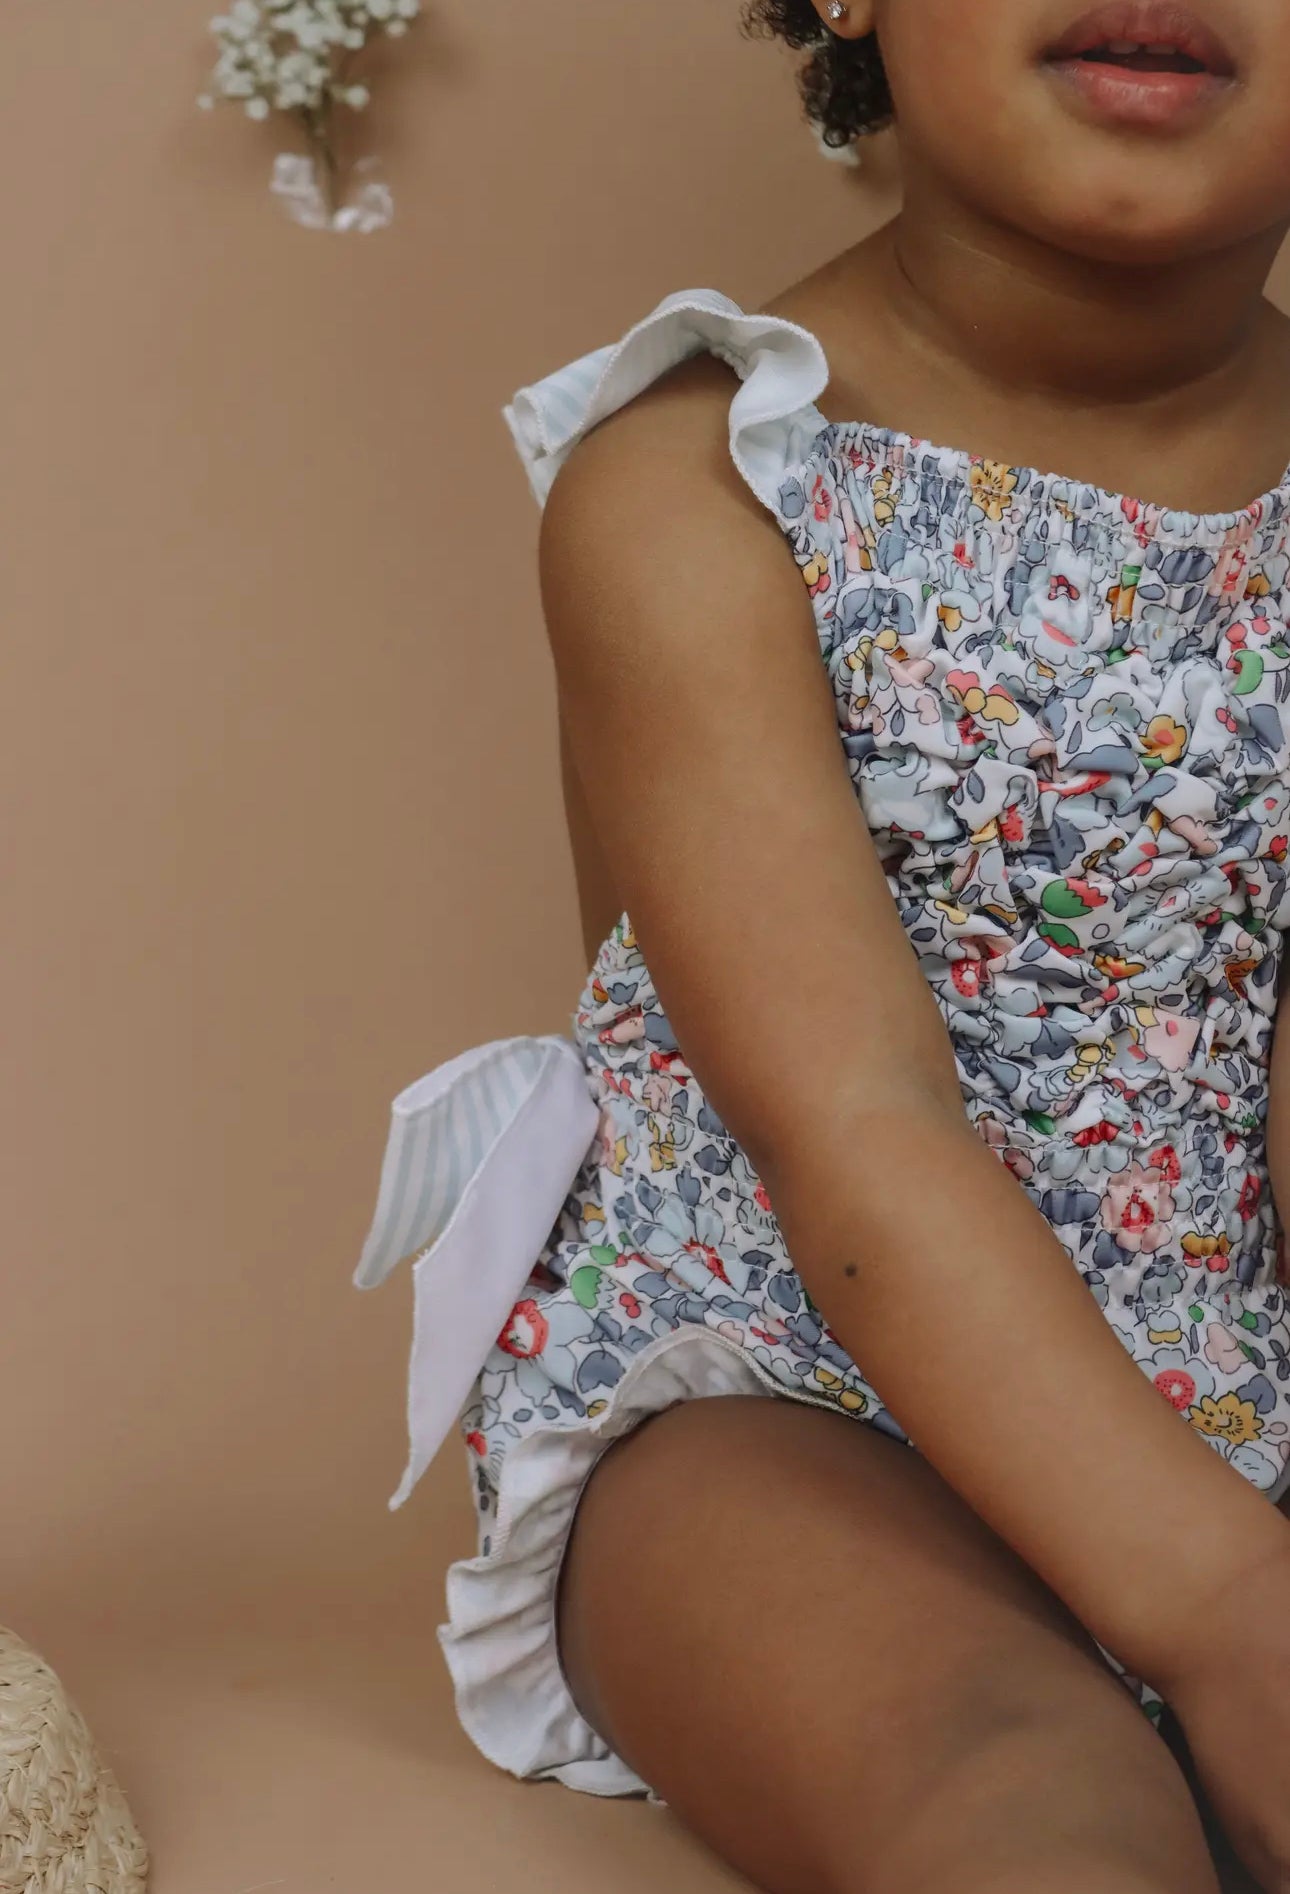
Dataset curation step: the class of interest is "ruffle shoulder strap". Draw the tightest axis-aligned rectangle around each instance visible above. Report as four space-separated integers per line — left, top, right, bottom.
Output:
502 287 832 514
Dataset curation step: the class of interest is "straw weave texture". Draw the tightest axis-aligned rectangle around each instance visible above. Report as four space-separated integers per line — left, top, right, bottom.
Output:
0 1626 146 1892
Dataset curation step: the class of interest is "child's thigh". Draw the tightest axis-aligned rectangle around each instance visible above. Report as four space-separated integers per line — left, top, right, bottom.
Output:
557 1395 1220 1894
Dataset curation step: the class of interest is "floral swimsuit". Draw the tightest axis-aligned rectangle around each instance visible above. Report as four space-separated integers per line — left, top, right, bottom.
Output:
354 287 1290 1798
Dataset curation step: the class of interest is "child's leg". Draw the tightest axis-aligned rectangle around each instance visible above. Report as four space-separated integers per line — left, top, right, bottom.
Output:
557 1395 1222 1894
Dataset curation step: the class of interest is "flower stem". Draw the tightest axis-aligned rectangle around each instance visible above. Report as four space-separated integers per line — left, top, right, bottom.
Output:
299 106 338 218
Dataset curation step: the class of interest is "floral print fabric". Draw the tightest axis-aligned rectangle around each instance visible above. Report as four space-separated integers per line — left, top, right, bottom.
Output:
461 391 1290 1723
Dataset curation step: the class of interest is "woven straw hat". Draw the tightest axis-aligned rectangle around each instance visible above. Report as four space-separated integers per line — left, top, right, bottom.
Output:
0 1625 147 1892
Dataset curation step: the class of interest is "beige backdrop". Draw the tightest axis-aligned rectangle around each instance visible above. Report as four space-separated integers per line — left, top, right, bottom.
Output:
4 6 1287 1890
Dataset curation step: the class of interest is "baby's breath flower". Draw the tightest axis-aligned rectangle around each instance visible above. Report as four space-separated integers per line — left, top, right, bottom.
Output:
198 0 421 218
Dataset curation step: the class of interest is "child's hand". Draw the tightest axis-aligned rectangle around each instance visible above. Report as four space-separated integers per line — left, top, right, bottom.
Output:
1165 1534 1290 1892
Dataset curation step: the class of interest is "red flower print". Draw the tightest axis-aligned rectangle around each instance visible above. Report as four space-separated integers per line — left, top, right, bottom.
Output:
998 804 1027 843
1238 1173 1261 1221
1154 1367 1197 1412
811 475 833 523
753 1181 773 1213
1272 835 1288 865
466 1430 488 1456
1073 1120 1119 1148
950 959 982 1000
619 1292 641 1318
498 1299 549 1359
685 1240 729 1284
1102 1163 1174 1254
1146 1145 1182 1184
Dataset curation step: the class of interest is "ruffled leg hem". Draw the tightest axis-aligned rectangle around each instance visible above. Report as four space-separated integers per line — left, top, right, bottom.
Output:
437 1324 792 1796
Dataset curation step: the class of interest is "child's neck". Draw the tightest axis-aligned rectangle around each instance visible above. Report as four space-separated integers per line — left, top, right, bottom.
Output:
787 178 1290 514
884 157 1284 408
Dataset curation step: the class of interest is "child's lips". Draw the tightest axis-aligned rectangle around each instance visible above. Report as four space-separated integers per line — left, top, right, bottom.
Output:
1043 1 1237 76
1043 54 1234 128
1039 1 1240 125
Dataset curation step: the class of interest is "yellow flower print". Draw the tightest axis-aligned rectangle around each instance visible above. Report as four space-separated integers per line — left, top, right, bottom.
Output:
1108 560 1143 625
872 469 897 527
802 551 831 597
938 600 964 634
946 668 1021 726
1225 956 1258 1001
1146 1322 1183 1346
982 898 1020 926
1189 1392 1263 1445
648 1123 676 1173
813 1366 868 1413
969 459 1019 523
1181 1232 1232 1272
581 1199 606 1230
1246 570 1272 600
1070 1042 1112 1083
934 898 970 926
1143 715 1188 767
1095 951 1147 981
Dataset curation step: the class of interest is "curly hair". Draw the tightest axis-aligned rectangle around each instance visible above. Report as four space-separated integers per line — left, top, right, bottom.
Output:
741 2 893 148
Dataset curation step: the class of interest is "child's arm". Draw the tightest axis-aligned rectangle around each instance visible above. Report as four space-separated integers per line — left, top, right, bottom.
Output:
558 708 621 969
540 352 1290 1696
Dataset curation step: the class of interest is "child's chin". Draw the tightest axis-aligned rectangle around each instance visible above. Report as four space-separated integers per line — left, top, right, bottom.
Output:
1023 179 1236 269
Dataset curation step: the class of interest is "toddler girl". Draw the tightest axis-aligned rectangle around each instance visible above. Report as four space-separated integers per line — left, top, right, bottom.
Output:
358 4 1290 1887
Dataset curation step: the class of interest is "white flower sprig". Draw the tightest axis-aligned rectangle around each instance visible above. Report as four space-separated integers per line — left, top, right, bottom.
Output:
198 0 420 215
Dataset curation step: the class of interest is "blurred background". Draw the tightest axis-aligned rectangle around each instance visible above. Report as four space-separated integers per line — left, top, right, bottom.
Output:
2 2 900 1887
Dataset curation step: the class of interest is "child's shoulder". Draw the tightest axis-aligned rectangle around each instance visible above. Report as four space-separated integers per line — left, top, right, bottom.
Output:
541 350 749 533
503 283 838 524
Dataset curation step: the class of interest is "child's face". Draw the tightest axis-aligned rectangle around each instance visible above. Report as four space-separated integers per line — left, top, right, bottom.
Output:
866 1 1290 263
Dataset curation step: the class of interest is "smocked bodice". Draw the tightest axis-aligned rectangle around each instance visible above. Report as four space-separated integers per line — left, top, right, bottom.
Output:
578 422 1290 1314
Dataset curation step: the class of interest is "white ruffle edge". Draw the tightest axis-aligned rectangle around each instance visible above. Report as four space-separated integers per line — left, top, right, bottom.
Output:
501 287 832 514
438 1324 785 1796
